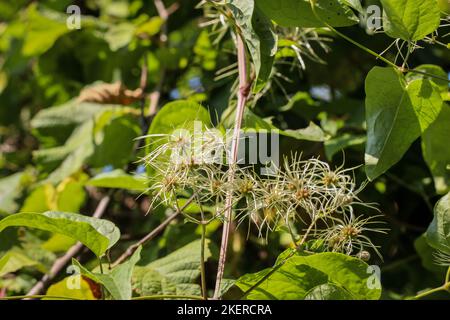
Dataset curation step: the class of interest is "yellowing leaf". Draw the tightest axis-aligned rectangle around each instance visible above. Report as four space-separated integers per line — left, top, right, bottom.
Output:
45 277 96 300
73 246 142 300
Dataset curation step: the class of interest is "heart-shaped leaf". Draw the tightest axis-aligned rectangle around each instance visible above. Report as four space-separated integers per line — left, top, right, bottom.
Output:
235 252 381 300
381 0 441 41
426 192 450 255
364 67 443 180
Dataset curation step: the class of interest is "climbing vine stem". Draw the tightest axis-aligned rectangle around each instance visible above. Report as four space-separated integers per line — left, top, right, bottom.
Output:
412 266 450 300
213 31 252 300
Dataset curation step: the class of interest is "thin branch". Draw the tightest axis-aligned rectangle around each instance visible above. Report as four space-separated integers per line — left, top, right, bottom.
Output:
25 195 111 297
154 0 179 39
412 285 448 300
111 195 195 267
139 54 149 93
148 0 179 117
148 72 165 117
139 54 149 132
412 266 450 299
213 33 251 299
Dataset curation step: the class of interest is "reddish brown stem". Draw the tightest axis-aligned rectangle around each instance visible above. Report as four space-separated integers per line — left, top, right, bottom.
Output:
213 34 250 299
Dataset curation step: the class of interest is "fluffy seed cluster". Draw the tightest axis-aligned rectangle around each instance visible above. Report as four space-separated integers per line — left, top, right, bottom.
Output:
142 129 385 259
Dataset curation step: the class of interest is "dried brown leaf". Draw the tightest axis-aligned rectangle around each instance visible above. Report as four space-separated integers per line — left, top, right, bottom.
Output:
77 82 143 105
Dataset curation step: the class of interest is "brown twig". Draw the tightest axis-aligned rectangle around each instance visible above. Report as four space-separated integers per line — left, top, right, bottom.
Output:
154 0 179 41
148 1 179 117
25 195 111 297
148 73 165 117
213 34 251 299
138 54 149 133
111 195 195 267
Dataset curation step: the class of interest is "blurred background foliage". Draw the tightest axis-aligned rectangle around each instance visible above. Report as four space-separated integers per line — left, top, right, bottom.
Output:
0 0 449 299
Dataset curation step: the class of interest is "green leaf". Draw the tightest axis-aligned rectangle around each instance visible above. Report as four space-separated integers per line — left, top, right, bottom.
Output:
407 80 444 131
21 177 87 214
89 110 141 169
305 283 354 300
0 172 29 214
414 234 447 276
406 65 449 94
22 4 71 57
35 121 93 164
222 107 328 141
132 239 211 297
422 105 450 194
342 0 363 13
31 103 99 179
104 23 135 51
425 192 450 255
33 104 139 183
42 234 77 253
279 91 320 120
364 67 443 180
257 0 359 28
135 17 163 37
87 169 147 192
0 211 120 257
31 101 103 135
145 100 211 163
236 261 328 299
194 30 218 71
147 100 211 136
325 134 366 160
20 185 51 213
219 279 236 298
42 122 94 185
293 252 382 299
56 178 87 212
407 66 450 193
45 277 96 300
381 0 441 41
0 249 42 277
73 246 142 300
235 252 381 300
222 106 276 131
282 122 329 142
228 0 277 92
